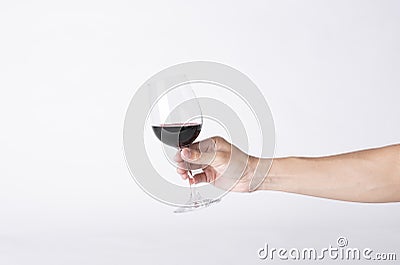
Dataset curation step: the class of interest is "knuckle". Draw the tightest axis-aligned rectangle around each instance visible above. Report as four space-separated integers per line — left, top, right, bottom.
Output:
212 136 225 142
211 136 226 150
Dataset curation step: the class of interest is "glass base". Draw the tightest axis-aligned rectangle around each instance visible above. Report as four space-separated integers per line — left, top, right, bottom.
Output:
174 192 221 213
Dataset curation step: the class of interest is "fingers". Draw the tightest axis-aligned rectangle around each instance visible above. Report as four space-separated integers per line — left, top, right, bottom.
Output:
189 172 213 185
173 136 231 183
180 148 217 165
176 167 189 180
174 151 183 162
176 161 206 180
189 136 230 152
176 168 209 183
175 162 205 179
189 138 216 153
173 136 231 164
176 161 204 170
174 152 206 180
176 164 214 183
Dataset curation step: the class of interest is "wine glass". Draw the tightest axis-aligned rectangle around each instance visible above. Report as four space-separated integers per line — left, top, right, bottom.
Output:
149 81 220 213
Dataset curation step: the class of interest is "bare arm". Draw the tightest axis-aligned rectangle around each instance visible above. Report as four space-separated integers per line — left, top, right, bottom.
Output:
256 144 400 202
176 137 400 203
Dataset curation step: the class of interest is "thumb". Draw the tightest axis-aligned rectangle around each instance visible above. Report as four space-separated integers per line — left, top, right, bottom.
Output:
181 148 217 165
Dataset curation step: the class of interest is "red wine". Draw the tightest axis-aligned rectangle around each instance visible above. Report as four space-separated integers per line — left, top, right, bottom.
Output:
152 123 202 147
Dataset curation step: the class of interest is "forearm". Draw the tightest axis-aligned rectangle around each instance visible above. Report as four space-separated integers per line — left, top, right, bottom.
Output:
257 144 400 202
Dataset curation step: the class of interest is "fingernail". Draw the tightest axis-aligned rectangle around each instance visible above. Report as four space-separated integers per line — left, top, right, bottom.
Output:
181 148 191 159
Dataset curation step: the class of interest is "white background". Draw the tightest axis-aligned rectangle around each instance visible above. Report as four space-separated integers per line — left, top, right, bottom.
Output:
1 1 400 264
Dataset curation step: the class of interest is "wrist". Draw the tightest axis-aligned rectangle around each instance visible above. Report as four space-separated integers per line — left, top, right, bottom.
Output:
256 157 284 191
245 156 280 191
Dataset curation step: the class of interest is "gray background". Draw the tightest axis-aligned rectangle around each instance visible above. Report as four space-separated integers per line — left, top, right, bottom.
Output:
1 0 399 264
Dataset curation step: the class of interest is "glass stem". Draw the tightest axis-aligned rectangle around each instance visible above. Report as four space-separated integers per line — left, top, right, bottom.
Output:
188 169 196 200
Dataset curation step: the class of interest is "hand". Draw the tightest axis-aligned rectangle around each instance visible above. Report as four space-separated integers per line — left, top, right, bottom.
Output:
174 136 259 192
